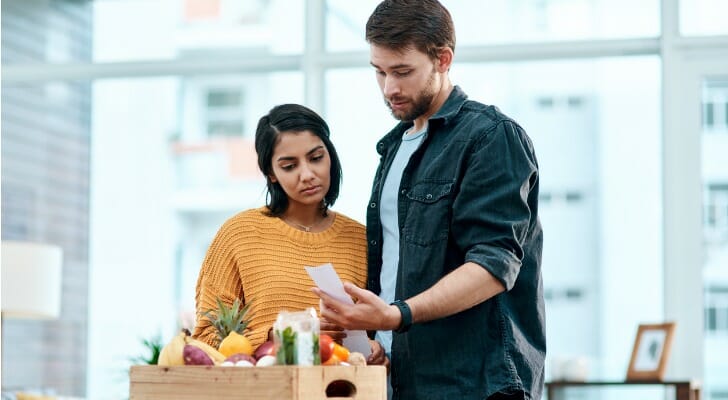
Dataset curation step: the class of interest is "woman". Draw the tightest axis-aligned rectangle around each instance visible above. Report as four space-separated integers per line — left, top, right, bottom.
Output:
191 103 385 365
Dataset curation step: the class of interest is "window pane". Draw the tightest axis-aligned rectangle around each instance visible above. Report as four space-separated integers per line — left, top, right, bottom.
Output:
702 77 728 399
88 72 303 398
207 89 243 108
326 0 659 52
681 0 728 36
93 0 304 62
702 80 728 136
327 56 662 382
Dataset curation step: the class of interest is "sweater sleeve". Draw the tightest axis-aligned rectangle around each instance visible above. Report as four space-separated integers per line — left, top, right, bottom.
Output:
191 220 244 347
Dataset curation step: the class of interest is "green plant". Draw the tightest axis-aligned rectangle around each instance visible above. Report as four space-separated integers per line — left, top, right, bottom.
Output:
130 334 163 365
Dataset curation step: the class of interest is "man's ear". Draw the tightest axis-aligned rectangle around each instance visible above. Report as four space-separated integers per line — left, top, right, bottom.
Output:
436 47 454 73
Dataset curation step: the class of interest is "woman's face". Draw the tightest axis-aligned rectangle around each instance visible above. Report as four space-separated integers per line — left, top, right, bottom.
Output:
269 130 331 209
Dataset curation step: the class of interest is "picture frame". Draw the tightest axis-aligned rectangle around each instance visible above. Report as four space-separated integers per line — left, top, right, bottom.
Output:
626 322 676 381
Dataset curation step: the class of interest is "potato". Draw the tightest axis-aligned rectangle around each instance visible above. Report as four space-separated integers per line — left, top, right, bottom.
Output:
347 352 367 366
183 344 214 365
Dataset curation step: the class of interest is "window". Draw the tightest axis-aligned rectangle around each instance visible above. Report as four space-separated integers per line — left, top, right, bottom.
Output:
705 287 728 333
702 76 728 400
92 0 304 63
704 184 728 242
326 0 660 51
205 88 245 137
680 0 728 36
702 81 728 134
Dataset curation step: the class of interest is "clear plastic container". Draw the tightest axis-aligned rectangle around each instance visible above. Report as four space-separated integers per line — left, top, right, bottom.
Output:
273 307 321 365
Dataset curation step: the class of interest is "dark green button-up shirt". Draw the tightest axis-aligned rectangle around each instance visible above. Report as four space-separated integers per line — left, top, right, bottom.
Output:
366 86 546 400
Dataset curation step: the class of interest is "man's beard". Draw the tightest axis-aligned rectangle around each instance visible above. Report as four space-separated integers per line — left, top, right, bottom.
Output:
384 73 437 122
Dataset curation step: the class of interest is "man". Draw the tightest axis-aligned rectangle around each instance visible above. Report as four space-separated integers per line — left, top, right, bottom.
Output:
314 1 545 399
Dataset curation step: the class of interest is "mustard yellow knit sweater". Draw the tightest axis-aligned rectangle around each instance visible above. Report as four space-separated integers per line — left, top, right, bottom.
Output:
192 206 367 349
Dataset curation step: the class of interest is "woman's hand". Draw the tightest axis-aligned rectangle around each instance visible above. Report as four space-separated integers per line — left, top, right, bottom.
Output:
366 340 390 372
320 316 347 344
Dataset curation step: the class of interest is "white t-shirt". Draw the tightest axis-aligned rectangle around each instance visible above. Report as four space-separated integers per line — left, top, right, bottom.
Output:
375 125 427 354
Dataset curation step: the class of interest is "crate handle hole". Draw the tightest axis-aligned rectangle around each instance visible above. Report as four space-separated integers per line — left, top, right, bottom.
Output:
326 379 357 397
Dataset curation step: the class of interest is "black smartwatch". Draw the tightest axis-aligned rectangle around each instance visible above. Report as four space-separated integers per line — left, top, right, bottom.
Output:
390 299 413 333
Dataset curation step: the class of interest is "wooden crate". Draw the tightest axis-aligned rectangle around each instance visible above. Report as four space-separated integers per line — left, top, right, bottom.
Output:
129 365 387 400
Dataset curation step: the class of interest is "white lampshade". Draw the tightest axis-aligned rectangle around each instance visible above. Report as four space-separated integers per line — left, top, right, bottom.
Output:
1 240 63 319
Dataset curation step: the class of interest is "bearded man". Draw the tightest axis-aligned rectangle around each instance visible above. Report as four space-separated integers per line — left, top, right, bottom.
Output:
315 1 546 399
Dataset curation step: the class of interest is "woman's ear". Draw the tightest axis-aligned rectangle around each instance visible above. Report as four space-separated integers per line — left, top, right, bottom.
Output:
269 174 278 183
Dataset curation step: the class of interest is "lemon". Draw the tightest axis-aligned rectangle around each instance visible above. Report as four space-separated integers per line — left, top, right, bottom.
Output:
218 331 253 357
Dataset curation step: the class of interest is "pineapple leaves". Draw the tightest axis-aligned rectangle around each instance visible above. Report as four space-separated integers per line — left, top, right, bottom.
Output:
201 297 254 343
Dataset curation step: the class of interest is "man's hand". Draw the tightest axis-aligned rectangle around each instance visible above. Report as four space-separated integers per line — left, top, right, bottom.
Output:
312 283 401 331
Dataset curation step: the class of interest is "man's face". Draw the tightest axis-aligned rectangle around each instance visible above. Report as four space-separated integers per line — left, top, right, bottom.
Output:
370 44 441 122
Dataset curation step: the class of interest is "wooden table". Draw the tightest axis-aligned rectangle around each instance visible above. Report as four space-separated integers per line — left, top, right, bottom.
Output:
546 380 701 400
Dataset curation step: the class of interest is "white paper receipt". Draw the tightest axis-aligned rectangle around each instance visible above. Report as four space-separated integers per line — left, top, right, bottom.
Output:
305 263 372 357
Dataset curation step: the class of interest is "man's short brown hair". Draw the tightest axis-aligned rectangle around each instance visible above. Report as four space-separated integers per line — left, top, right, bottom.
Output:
365 0 456 61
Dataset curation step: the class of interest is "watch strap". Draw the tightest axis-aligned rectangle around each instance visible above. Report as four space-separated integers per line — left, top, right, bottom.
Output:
390 299 413 333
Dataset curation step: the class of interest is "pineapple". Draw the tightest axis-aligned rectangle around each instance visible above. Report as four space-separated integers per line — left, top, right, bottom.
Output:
201 297 253 345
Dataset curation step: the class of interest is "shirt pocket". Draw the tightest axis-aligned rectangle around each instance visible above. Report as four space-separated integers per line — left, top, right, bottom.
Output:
402 181 454 246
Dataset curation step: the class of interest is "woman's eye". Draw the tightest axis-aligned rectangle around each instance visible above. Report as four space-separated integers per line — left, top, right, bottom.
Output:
281 164 295 171
311 155 324 162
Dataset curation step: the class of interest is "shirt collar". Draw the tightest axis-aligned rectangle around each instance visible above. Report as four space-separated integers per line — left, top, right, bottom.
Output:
429 85 468 124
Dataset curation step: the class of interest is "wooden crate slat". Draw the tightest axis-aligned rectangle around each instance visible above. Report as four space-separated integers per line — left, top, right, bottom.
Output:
129 365 387 400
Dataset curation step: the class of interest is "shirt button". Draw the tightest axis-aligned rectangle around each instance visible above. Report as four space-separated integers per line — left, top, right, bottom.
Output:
370 202 376 208
400 189 406 195
426 193 433 200
370 240 377 245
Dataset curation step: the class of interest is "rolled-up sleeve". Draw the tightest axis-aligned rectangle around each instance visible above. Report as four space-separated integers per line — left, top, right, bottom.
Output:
453 120 538 290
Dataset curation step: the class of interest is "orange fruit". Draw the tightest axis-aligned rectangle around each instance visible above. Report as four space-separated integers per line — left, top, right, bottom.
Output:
323 354 341 366
332 343 350 362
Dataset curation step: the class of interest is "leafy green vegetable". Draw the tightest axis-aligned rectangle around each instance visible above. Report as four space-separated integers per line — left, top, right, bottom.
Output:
276 327 297 365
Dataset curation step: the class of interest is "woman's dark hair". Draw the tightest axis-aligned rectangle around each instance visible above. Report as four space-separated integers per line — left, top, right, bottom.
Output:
365 0 455 61
254 103 342 217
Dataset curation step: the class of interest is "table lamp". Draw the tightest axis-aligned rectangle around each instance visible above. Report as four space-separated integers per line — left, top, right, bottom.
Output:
1 240 63 319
